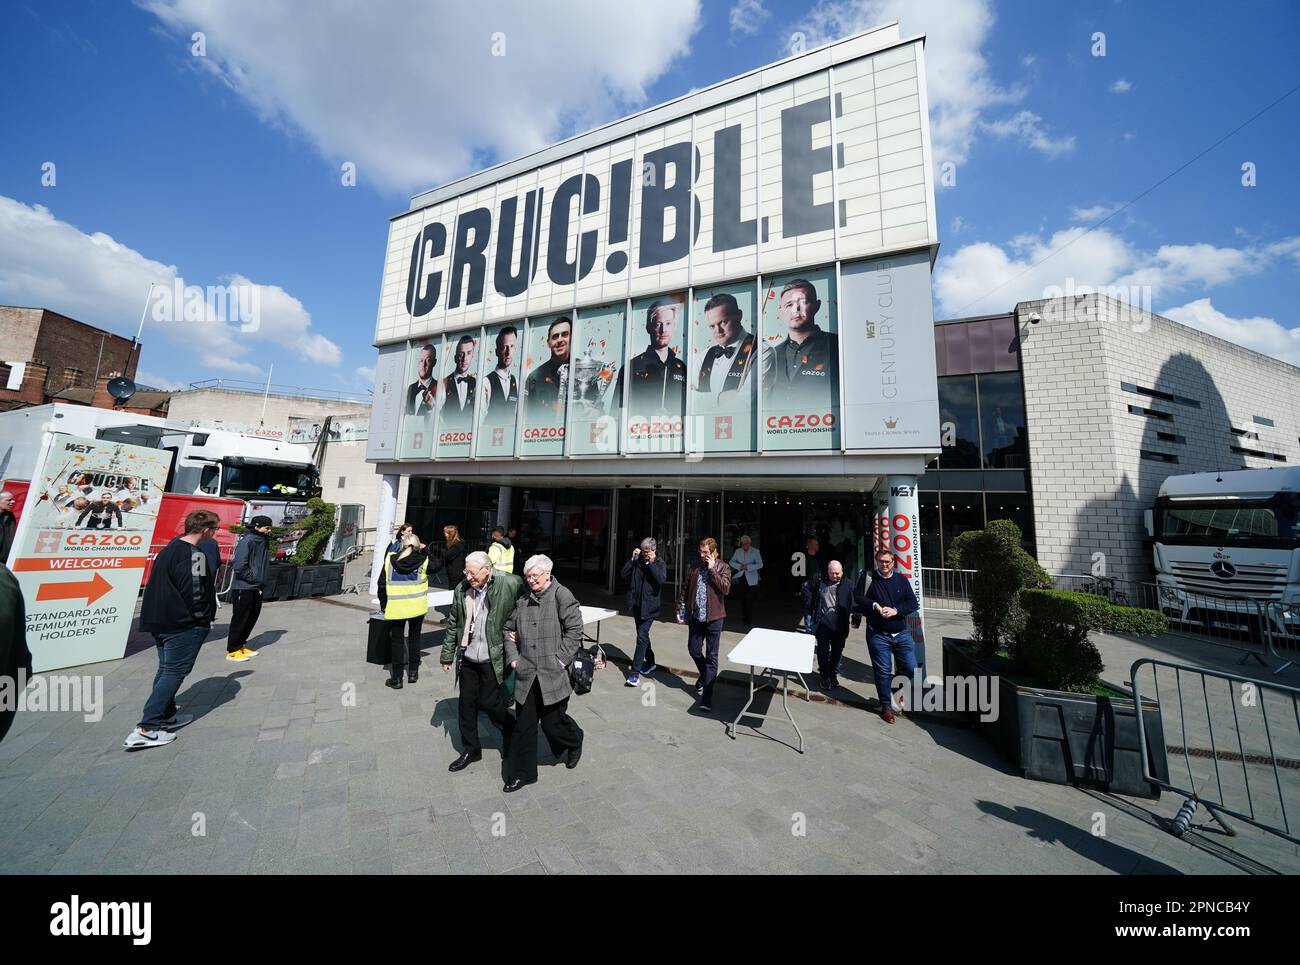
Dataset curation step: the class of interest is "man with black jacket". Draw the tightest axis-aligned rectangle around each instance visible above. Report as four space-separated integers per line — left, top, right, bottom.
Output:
227 515 272 662
802 560 855 690
620 537 667 687
124 509 220 750
0 491 16 564
854 548 920 723
0 562 32 744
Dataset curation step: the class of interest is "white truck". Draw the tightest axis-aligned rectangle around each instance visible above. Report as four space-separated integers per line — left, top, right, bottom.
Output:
0 403 320 530
1146 467 1300 638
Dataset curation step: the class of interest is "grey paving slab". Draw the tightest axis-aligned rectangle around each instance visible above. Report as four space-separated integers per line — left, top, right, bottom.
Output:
3 595 1297 875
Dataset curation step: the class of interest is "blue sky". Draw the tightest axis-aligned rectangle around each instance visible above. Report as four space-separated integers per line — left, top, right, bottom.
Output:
1 0 1297 394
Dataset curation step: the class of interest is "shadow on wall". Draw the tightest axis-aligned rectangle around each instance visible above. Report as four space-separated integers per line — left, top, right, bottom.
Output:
1066 352 1234 586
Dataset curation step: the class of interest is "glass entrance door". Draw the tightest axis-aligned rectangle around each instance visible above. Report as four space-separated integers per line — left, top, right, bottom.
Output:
650 491 681 595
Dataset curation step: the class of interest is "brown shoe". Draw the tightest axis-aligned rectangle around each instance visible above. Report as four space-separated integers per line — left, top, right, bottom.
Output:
881 709 896 724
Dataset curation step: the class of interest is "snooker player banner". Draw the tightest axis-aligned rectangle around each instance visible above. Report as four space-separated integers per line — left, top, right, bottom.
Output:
568 302 626 456
759 267 839 452
622 292 687 455
475 322 523 458
519 314 572 457
437 329 479 458
687 281 758 454
398 337 440 459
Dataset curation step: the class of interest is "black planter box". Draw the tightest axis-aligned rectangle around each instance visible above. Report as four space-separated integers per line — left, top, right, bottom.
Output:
293 562 345 598
264 564 299 602
942 637 1168 799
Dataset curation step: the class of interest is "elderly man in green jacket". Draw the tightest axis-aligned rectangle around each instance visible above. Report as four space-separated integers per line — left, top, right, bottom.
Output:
440 550 524 773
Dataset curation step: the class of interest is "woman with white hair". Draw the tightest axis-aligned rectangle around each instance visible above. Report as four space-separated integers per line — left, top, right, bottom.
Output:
377 531 429 689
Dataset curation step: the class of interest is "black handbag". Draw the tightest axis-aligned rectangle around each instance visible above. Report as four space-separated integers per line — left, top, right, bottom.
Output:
569 645 595 696
366 614 390 666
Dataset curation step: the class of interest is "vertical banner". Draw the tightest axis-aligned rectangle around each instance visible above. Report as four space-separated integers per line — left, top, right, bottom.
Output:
365 342 407 461
398 338 440 459
759 268 840 450
520 313 572 456
11 433 172 672
475 322 523 457
568 302 625 455
886 474 926 670
437 328 480 457
688 282 758 453
839 251 941 450
621 291 687 454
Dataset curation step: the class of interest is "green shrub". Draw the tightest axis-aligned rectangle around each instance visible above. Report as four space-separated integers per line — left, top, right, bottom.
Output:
229 497 337 566
1016 589 1167 693
946 519 1051 660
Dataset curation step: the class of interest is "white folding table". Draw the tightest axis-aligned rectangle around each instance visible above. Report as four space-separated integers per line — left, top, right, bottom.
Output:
726 628 816 753
579 606 618 664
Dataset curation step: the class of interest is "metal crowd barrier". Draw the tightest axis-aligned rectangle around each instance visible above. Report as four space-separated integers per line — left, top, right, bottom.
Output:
920 567 976 611
1131 658 1300 845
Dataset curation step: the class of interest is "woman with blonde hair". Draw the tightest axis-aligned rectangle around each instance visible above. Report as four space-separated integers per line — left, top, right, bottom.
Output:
377 531 429 689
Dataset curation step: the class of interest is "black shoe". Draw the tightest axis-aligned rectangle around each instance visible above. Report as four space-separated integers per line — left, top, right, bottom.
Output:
448 751 481 772
408 669 419 683
565 744 583 770
385 677 403 690
503 778 535 793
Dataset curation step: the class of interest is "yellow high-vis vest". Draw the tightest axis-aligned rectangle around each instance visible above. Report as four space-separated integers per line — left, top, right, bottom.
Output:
383 552 429 620
488 541 514 574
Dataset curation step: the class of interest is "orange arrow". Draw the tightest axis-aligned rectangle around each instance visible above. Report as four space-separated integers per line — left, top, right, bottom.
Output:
37 573 113 606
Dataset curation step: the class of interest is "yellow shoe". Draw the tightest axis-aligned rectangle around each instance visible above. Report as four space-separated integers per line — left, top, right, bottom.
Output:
239 646 259 657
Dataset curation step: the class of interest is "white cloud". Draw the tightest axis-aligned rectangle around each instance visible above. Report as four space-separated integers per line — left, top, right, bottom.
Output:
949 215 968 234
936 226 1300 314
981 110 1075 157
729 0 770 36
1021 54 1036 67
0 195 340 379
355 365 376 383
1122 131 1136 142
136 371 185 391
1163 299 1300 367
140 0 703 194
793 0 1055 172
1071 203 1119 223
1109 79 1133 94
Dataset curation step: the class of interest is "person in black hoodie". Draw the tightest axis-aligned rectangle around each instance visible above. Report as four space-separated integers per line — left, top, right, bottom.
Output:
854 548 920 723
125 509 220 750
227 515 273 661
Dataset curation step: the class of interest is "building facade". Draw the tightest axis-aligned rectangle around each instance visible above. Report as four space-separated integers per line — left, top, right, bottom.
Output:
366 23 944 629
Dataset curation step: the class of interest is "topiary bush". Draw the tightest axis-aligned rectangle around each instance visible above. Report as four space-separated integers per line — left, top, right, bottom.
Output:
1017 589 1167 693
946 519 1051 660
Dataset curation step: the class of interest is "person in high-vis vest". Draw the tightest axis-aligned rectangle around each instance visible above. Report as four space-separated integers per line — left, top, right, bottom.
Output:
377 533 429 689
487 527 515 574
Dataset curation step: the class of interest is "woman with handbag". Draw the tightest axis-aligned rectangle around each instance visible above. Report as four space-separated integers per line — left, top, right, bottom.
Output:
377 533 429 689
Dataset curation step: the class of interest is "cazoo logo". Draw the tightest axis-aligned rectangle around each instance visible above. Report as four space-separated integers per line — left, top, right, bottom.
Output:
765 413 835 429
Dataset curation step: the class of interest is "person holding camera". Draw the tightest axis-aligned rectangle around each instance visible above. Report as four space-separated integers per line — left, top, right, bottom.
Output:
621 537 667 687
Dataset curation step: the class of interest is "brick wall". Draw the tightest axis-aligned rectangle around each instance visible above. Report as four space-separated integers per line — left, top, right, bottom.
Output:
1018 294 1300 585
31 310 139 391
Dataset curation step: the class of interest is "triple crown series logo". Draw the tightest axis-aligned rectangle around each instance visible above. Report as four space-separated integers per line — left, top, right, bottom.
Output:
492 427 505 446
35 530 61 553
714 416 733 440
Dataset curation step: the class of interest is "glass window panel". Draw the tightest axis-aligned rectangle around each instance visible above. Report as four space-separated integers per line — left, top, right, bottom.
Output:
937 375 979 468
978 371 1029 469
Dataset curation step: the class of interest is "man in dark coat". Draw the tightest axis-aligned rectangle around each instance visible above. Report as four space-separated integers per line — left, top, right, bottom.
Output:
441 551 524 772
0 562 33 744
802 560 856 689
676 537 732 712
502 554 585 792
854 548 920 723
620 537 667 686
0 490 16 564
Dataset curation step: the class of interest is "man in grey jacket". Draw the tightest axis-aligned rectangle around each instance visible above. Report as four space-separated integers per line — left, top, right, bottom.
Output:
227 515 272 661
502 554 585 792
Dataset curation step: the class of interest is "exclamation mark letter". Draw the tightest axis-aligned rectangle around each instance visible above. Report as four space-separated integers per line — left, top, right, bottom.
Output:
605 158 632 274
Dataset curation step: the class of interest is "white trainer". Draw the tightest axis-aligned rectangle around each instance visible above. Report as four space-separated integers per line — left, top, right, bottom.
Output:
123 728 177 750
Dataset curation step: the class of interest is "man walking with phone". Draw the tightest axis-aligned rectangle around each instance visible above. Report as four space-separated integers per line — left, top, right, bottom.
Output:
855 549 919 723
676 537 731 712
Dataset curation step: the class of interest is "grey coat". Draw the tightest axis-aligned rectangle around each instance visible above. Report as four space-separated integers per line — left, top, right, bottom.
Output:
504 579 583 706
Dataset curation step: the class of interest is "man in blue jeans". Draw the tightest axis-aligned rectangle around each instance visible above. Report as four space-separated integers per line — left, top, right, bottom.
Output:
124 509 220 750
620 537 667 687
855 548 919 723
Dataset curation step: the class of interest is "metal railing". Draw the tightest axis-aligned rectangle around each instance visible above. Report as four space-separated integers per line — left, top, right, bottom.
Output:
187 378 371 404
921 567 977 611
1131 658 1300 845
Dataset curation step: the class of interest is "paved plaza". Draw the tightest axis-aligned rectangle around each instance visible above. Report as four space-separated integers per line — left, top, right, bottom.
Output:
1 590 1298 875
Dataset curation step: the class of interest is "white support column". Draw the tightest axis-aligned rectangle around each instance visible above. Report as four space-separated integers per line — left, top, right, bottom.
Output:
886 475 927 674
369 472 400 597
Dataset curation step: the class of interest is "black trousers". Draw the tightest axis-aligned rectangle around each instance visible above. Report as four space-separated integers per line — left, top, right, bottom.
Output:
228 589 263 653
508 680 583 783
815 627 848 679
458 658 513 755
388 616 424 674
733 580 754 625
688 617 724 702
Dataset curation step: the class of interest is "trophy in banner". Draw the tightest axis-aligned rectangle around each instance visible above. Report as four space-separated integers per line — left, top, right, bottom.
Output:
570 343 617 421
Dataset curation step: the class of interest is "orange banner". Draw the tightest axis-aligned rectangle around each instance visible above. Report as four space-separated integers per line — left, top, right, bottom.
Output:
12 556 148 572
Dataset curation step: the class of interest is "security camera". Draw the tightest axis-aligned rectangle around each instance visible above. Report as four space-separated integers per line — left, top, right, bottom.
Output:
1027 312 1041 325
